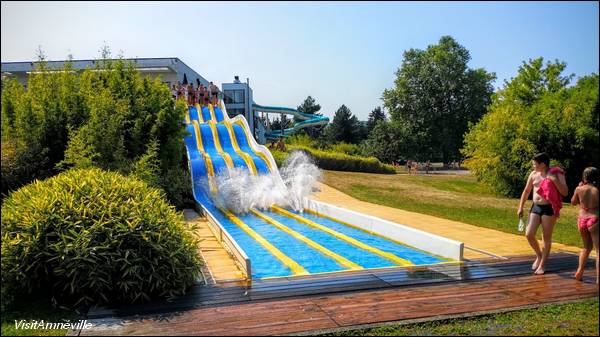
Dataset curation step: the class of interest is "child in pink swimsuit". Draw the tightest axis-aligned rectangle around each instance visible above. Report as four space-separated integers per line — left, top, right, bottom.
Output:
571 167 599 284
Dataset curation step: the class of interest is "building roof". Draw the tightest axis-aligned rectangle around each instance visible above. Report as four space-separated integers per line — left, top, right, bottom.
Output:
1 57 184 72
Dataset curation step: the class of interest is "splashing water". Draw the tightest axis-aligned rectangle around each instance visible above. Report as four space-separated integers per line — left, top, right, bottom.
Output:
280 151 322 211
213 151 322 214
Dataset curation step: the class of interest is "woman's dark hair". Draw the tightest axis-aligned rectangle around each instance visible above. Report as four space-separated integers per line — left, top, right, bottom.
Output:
583 167 599 188
532 153 550 167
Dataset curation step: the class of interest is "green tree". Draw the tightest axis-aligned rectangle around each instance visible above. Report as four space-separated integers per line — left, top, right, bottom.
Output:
366 106 387 135
0 47 189 207
362 121 413 163
462 58 598 197
296 95 325 138
326 104 362 144
383 36 496 163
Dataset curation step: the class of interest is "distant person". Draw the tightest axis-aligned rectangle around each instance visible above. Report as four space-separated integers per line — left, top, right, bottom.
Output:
276 137 286 152
406 160 412 174
412 161 418 174
517 153 568 275
187 83 195 106
176 82 185 101
198 84 207 106
571 167 599 284
209 82 220 105
425 160 431 175
233 75 241 84
181 82 188 102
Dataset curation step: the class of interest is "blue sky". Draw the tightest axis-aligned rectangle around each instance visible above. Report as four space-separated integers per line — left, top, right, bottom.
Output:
1 1 598 120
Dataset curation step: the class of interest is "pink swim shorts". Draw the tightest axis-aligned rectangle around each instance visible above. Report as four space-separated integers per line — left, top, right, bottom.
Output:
577 216 598 231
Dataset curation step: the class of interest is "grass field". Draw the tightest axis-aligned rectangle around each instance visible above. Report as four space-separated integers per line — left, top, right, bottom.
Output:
326 298 599 336
323 171 582 247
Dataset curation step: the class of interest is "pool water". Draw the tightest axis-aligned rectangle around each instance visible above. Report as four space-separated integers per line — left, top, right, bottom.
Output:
213 205 446 279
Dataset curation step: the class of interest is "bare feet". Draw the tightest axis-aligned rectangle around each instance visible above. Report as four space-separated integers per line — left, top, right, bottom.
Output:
532 257 541 271
534 266 545 275
574 269 584 281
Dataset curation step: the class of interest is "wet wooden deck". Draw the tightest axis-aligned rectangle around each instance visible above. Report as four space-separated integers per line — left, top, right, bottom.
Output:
78 253 598 336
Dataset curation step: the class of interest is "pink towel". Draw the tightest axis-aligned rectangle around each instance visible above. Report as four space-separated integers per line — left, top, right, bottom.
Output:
536 167 564 217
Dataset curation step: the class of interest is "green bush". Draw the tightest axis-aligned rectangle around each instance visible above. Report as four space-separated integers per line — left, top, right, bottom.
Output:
462 59 599 197
1 168 202 311
285 133 317 148
0 56 189 208
288 145 395 174
330 142 363 156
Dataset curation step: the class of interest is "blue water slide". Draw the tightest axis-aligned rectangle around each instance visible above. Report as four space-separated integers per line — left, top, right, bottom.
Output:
185 143 293 278
252 103 329 139
198 124 229 176
184 124 201 161
201 106 213 122
188 106 200 123
215 124 249 170
231 123 270 175
213 106 225 122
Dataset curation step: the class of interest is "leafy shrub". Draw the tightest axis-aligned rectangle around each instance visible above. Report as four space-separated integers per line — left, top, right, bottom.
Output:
462 59 599 197
286 133 317 148
288 145 395 174
330 142 363 156
1 168 202 311
0 56 189 208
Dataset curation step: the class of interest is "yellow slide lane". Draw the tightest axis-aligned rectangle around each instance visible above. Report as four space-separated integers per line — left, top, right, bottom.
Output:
223 121 258 176
251 209 363 270
272 206 414 267
220 208 308 276
233 120 274 173
207 122 235 171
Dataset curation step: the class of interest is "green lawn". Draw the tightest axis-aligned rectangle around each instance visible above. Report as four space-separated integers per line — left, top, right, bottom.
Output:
323 171 582 247
1 297 79 336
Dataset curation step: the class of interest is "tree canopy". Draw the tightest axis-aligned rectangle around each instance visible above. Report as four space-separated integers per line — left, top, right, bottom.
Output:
383 36 496 163
296 95 325 138
366 106 387 135
462 58 599 197
325 104 362 144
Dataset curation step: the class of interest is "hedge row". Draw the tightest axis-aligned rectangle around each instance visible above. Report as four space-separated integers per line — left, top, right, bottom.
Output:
281 145 396 174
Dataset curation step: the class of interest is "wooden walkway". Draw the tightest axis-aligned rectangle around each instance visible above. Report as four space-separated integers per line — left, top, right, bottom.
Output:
184 209 245 282
77 253 598 336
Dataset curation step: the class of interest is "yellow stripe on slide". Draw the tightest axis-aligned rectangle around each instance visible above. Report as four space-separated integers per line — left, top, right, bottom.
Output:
191 120 205 152
233 120 274 173
195 103 205 123
271 206 414 267
208 104 217 122
207 122 235 171
220 208 308 276
223 121 258 176
191 120 217 193
185 107 191 124
250 209 363 270
303 208 421 250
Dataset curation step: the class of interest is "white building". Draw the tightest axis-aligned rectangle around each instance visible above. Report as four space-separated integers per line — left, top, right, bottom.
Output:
1 57 208 89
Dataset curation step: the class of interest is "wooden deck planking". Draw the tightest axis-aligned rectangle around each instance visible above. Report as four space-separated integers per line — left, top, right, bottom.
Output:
80 262 597 336
185 209 246 282
86 253 592 320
